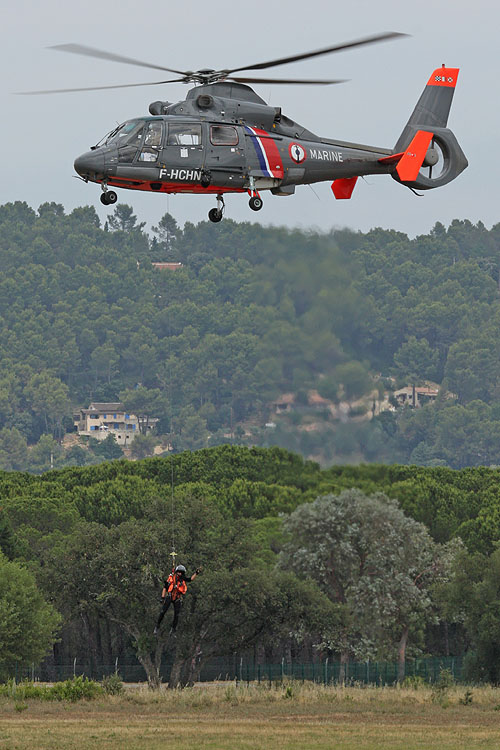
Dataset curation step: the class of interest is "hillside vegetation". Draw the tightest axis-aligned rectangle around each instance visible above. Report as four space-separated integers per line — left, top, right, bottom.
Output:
1 201 500 468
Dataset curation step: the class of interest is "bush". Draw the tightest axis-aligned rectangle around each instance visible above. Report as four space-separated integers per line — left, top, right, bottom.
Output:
431 668 455 705
0 676 104 702
102 673 124 695
0 679 50 699
50 676 103 701
401 675 426 690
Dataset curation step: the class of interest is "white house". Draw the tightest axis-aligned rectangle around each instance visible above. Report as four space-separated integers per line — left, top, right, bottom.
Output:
73 402 157 445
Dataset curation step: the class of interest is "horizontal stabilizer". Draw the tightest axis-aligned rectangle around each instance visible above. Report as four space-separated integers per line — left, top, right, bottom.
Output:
331 176 358 199
378 152 404 165
396 130 434 182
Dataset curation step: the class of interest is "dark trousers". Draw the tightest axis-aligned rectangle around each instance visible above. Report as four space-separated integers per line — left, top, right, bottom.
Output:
156 595 182 631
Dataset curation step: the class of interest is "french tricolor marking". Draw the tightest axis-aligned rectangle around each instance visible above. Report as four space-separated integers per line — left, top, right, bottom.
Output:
244 126 284 178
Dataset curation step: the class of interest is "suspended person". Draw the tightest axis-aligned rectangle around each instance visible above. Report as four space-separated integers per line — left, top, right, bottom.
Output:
154 564 201 635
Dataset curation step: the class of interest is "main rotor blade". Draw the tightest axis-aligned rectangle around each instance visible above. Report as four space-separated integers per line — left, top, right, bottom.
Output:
228 32 408 74
229 76 347 85
49 43 188 76
14 79 185 95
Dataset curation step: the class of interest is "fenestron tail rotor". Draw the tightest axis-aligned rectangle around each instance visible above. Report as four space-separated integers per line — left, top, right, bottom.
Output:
420 138 445 181
14 32 407 94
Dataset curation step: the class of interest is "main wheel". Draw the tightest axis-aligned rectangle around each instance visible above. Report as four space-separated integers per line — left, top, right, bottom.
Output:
249 195 263 211
107 191 118 205
100 192 110 205
208 208 223 223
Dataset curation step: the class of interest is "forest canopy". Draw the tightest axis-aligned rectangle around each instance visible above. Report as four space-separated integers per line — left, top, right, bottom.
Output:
3 446 500 684
1 201 500 469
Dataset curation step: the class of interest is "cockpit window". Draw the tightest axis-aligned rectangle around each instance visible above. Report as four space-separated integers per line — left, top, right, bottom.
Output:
106 121 144 146
167 123 202 146
138 121 164 163
144 121 163 147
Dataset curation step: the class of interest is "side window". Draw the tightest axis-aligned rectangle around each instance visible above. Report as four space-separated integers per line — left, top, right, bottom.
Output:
210 125 239 146
139 121 163 163
167 124 202 146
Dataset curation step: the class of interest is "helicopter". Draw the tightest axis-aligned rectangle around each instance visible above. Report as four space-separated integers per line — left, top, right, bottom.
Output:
21 33 467 222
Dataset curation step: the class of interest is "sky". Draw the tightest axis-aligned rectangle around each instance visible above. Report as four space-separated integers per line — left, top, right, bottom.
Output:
1 0 495 237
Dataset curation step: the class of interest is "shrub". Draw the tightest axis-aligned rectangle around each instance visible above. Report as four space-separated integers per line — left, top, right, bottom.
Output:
50 676 103 702
102 673 124 695
459 689 474 705
401 675 426 690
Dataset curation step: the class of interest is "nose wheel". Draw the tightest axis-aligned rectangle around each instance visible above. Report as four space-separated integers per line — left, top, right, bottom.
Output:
208 194 225 223
100 190 117 206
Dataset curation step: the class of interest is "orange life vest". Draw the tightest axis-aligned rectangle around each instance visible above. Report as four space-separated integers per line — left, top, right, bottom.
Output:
166 572 187 601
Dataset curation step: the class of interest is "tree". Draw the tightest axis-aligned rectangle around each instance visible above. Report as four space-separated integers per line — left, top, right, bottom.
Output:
89 434 124 460
394 336 439 383
172 406 208 452
0 427 28 471
27 434 63 473
40 492 255 687
334 361 371 402
40 487 335 688
23 373 70 438
280 489 449 680
90 344 120 386
130 433 157 459
119 386 162 435
0 554 61 679
151 213 180 252
439 548 500 683
0 511 16 559
317 375 340 403
107 204 144 232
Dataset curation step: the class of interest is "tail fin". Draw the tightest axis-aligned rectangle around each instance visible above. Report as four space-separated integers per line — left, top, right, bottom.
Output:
395 66 459 151
391 66 467 189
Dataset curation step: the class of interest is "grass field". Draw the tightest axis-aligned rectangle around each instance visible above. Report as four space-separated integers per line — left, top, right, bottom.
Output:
1 682 500 749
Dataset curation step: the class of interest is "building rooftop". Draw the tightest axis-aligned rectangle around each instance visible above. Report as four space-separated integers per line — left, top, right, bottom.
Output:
152 262 183 270
84 402 125 413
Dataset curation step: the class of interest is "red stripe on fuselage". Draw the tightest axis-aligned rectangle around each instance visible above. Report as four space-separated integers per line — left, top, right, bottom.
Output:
250 128 284 179
105 178 246 195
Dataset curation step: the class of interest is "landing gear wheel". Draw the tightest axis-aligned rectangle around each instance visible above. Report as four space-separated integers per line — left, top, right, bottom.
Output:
249 195 263 211
100 190 117 206
208 208 223 223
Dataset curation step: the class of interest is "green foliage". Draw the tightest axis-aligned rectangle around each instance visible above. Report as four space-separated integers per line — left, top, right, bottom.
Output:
130 433 157 459
0 554 61 678
101 673 124 695
401 675 426 690
89 434 124 460
50 676 104 701
280 489 454 662
2 443 500 683
0 676 103 701
0 205 500 467
440 548 500 683
431 668 455 705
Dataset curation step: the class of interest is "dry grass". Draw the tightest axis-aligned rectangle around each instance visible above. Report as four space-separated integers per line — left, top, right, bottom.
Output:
1 682 500 749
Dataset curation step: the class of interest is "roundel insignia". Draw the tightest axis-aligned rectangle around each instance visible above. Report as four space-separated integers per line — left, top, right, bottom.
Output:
289 143 306 164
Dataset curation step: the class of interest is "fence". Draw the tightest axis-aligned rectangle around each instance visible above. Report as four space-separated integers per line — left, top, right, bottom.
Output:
8 655 464 685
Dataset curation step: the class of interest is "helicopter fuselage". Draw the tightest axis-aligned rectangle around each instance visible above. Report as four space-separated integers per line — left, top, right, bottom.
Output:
73 75 467 220
74 82 394 204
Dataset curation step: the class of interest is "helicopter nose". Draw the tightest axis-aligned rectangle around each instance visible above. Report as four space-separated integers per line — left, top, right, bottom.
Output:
74 150 105 180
